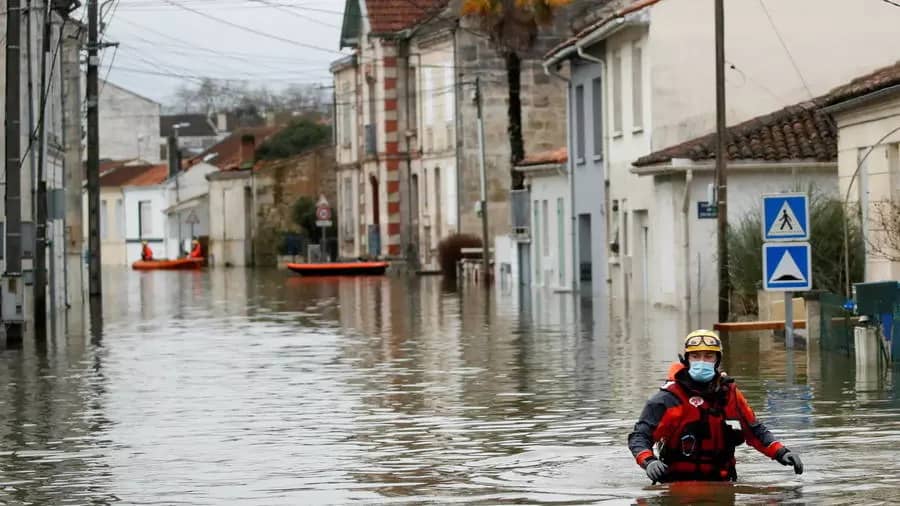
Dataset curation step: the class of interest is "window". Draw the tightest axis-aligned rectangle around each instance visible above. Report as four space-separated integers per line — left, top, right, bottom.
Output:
434 167 442 239
632 45 644 131
542 200 549 256
557 198 565 286
342 177 354 238
575 84 585 163
409 67 418 135
340 96 352 146
100 200 108 240
612 52 623 134
139 200 153 237
423 168 429 209
592 77 603 159
116 199 124 239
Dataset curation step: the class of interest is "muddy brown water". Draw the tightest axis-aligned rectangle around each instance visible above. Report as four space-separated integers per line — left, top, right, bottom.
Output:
1 268 898 504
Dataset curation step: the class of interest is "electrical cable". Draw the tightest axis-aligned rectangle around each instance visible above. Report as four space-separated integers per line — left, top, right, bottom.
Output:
160 0 343 56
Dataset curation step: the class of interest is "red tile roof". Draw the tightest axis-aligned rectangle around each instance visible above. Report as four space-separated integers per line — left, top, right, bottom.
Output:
195 126 281 171
517 147 568 166
99 164 169 187
365 0 447 34
545 0 660 61
633 101 836 167
823 60 900 107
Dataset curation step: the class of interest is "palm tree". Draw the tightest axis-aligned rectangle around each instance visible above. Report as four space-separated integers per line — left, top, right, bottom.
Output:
461 0 572 188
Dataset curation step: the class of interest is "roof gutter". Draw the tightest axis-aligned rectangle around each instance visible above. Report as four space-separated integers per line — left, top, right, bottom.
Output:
821 84 900 116
630 160 836 176
542 46 577 81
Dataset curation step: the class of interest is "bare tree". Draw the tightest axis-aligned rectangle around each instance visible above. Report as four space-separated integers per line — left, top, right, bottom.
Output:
866 199 900 262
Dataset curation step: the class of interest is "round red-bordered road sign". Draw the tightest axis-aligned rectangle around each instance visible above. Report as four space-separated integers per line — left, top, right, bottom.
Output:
316 206 332 221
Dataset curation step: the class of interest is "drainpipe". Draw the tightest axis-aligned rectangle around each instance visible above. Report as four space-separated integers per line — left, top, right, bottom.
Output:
681 169 693 334
452 24 461 232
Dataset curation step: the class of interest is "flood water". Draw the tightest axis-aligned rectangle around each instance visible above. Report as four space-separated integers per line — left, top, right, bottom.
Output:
2 269 900 504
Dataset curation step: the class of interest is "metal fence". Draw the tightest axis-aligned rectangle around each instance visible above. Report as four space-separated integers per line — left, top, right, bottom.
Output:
819 291 854 353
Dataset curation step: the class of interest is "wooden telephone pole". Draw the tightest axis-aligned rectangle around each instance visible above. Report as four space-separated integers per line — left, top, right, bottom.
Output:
715 0 730 323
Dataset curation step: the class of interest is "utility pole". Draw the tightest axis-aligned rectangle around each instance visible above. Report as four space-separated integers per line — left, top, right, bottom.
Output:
34 0 52 340
474 77 490 283
87 0 101 299
5 0 24 341
715 0 730 323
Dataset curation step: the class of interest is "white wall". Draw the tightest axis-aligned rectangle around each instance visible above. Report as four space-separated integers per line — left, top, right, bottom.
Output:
648 0 900 150
604 26 656 305
164 163 217 258
337 169 361 259
99 81 161 162
412 154 457 269
100 188 127 265
833 94 900 282
123 185 169 262
335 64 359 165
528 171 572 291
208 176 251 266
651 165 837 319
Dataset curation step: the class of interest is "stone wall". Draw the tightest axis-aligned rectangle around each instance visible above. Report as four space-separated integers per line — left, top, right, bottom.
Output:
455 16 569 240
252 145 337 265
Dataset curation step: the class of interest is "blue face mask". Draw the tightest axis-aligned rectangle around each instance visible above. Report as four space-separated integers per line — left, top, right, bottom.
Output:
688 361 716 383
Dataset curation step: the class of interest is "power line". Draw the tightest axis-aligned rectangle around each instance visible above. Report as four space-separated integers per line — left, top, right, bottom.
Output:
882 0 900 7
757 0 813 99
112 17 332 64
246 0 339 28
160 0 343 56
21 16 67 166
99 44 119 96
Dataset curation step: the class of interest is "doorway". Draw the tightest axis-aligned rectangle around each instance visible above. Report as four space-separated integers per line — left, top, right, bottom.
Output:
578 214 592 283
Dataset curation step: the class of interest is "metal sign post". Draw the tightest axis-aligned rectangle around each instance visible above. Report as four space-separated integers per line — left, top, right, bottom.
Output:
315 195 332 263
761 193 811 350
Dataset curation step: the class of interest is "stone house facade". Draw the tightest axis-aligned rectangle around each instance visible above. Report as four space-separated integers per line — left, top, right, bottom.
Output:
333 0 572 269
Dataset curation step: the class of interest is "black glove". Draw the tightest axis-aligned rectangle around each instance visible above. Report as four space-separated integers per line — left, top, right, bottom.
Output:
775 447 803 475
644 458 668 482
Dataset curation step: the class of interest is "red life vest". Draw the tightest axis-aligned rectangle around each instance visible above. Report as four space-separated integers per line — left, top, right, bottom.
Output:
653 365 744 481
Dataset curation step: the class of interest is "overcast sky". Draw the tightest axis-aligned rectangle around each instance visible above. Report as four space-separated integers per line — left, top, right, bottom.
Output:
94 0 346 107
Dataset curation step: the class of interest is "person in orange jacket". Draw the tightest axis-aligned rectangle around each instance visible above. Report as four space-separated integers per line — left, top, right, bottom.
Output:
141 241 154 261
628 330 803 483
189 239 203 259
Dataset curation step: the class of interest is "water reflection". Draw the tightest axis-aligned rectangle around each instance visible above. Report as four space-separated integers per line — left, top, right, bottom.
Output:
0 269 899 503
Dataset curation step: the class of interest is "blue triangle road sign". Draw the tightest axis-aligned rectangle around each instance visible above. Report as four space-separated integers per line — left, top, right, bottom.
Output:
763 242 812 292
762 193 809 241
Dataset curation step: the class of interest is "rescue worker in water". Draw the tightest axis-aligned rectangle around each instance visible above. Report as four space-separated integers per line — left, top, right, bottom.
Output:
189 239 202 259
141 241 153 261
628 330 804 483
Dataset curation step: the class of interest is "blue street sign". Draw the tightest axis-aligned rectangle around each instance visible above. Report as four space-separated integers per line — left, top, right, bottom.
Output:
763 242 812 292
697 201 717 219
762 193 809 241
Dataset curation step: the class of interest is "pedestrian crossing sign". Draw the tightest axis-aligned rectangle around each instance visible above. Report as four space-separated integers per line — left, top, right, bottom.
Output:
763 242 812 291
762 193 809 241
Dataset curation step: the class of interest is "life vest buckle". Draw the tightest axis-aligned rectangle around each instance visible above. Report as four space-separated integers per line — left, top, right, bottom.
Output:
680 434 697 457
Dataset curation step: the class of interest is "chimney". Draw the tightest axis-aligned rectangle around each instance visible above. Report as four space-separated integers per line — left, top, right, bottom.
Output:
217 113 227 133
240 134 256 166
